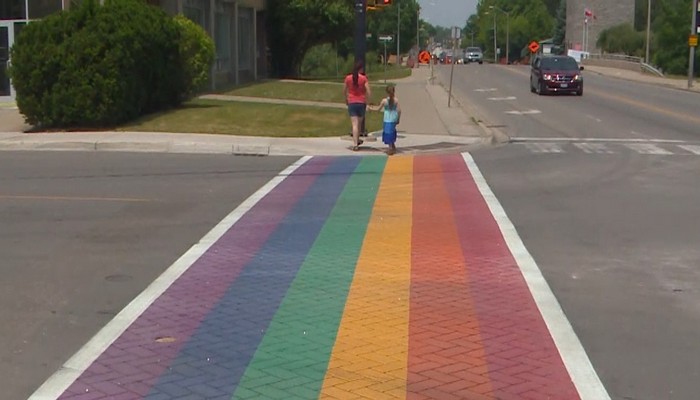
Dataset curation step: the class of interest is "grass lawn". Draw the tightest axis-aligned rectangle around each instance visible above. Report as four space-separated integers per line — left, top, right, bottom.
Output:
224 67 412 104
117 99 384 137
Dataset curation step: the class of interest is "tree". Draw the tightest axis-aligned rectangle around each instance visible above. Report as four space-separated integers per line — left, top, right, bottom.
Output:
267 0 354 77
596 23 645 57
654 0 695 75
552 0 565 45
476 0 554 63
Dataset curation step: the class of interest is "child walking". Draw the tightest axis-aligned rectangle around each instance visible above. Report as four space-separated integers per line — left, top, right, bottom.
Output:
376 85 401 155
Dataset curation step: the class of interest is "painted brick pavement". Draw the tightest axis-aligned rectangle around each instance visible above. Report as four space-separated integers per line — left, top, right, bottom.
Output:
32 154 605 400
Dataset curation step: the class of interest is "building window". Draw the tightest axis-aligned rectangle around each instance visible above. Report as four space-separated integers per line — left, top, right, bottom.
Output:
0 0 26 20
28 0 63 19
238 8 252 71
183 0 209 32
214 12 230 72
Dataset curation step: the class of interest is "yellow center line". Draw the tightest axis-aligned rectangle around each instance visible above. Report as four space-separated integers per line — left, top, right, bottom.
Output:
320 156 413 400
0 194 156 202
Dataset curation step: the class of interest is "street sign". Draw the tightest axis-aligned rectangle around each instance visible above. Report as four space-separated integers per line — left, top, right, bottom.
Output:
378 34 393 42
690 34 698 47
528 41 540 53
451 27 461 40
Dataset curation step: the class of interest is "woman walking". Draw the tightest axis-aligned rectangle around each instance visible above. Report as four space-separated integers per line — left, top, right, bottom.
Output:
343 61 371 151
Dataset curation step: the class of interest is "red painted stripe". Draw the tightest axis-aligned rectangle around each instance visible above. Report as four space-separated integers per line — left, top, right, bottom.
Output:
441 154 580 399
409 155 494 399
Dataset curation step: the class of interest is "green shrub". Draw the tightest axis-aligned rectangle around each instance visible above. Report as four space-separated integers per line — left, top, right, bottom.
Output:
173 14 215 99
9 0 184 128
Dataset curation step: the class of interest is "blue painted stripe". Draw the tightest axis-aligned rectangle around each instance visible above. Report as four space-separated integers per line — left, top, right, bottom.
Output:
145 156 361 400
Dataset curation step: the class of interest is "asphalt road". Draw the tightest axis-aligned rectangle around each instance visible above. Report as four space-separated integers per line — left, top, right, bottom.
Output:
439 64 700 400
4 65 700 400
0 152 297 400
440 63 700 143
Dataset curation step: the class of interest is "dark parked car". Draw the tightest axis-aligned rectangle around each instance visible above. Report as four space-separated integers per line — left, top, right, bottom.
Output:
530 55 584 96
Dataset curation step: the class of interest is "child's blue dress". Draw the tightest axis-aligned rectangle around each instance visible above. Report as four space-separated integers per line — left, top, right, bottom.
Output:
382 98 399 145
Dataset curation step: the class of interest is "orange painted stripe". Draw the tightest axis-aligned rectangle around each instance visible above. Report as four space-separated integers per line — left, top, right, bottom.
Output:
320 155 413 400
408 155 493 399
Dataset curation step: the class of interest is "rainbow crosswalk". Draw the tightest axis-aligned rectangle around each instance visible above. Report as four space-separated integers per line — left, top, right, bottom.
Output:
34 154 607 400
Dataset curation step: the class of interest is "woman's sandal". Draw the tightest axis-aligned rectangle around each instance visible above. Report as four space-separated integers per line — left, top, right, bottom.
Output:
352 145 360 151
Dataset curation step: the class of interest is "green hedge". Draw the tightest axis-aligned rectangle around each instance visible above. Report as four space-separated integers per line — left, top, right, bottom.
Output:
9 0 214 129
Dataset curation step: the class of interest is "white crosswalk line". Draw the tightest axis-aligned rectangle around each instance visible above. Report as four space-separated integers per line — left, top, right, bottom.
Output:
573 143 615 154
624 143 673 155
524 143 564 153
678 145 700 155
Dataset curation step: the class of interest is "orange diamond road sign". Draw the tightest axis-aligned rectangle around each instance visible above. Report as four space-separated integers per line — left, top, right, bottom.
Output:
528 41 540 53
690 34 698 47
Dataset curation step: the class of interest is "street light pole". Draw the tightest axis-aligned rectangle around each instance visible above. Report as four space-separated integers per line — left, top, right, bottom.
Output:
489 5 509 64
492 12 497 63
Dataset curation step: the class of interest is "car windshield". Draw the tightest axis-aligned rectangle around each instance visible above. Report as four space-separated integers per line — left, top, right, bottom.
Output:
540 57 579 71
466 47 481 53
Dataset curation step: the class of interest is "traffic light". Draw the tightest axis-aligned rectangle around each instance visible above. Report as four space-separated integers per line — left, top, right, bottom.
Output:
367 0 391 11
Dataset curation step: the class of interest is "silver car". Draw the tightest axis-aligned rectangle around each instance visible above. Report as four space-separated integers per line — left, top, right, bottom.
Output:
464 47 483 64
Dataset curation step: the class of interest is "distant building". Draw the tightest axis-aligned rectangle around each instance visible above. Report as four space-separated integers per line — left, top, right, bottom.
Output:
565 0 635 53
0 0 267 101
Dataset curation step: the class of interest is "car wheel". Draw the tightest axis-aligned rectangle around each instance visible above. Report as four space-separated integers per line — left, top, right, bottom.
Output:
537 80 547 96
576 87 583 96
478 61 483 65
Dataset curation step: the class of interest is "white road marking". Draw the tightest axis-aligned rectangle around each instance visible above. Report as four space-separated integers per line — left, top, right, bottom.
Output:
511 137 688 144
462 152 611 400
574 143 615 154
28 156 313 400
625 143 673 155
524 143 564 153
585 115 602 123
505 109 541 115
488 96 517 101
475 88 498 92
678 145 700 155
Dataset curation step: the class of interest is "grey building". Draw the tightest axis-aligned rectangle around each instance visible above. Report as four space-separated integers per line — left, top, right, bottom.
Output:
565 0 635 52
0 0 267 102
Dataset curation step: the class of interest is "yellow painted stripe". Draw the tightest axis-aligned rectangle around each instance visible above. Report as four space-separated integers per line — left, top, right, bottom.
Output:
320 156 413 400
0 194 155 202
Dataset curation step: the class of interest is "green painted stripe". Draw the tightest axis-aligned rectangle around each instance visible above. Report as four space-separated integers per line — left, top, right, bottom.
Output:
232 156 387 400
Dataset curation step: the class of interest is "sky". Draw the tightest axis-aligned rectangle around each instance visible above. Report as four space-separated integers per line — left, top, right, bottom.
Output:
418 0 478 29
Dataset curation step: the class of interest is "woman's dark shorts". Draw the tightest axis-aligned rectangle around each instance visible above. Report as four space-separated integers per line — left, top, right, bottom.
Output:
347 103 366 117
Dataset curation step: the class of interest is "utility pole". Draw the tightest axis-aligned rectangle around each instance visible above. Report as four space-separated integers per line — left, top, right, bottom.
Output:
645 0 652 63
689 0 698 88
397 0 401 69
417 5 420 51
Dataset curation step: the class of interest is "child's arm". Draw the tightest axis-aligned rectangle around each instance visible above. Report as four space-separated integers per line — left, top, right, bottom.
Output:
375 98 387 112
395 98 402 124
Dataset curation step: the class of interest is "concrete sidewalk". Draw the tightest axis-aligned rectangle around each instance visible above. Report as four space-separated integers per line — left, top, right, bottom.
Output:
0 68 489 156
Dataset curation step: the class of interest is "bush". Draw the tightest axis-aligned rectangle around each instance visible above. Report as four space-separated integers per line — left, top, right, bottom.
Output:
173 14 215 99
9 0 184 128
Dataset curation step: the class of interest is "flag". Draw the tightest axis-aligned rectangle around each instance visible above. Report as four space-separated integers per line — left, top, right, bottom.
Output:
584 8 596 20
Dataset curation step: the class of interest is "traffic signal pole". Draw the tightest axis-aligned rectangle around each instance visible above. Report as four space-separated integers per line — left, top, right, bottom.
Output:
354 0 367 136
354 0 367 68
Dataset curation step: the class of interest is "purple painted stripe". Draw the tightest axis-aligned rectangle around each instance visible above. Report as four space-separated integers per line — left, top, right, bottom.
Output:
58 157 332 399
